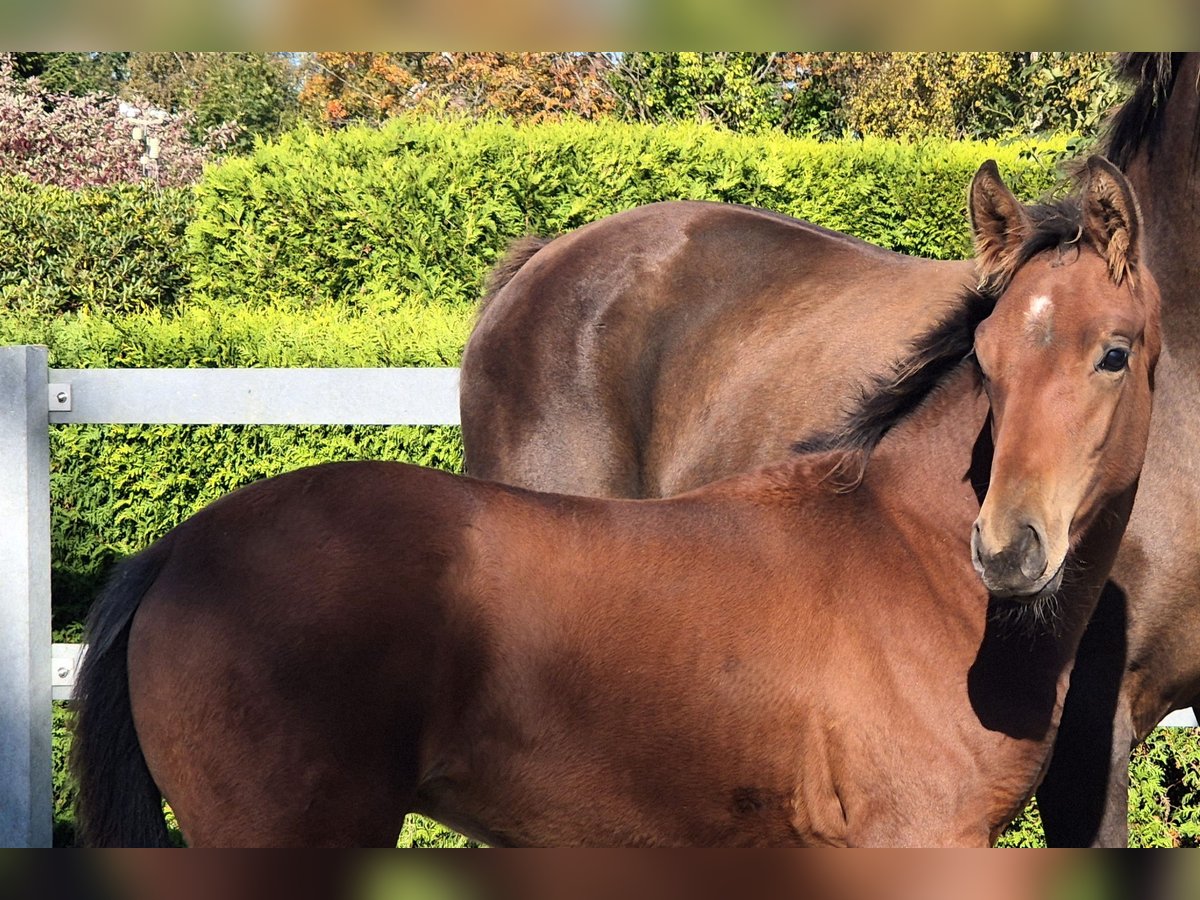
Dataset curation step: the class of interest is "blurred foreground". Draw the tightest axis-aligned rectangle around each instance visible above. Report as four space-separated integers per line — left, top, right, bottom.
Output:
2 851 1196 900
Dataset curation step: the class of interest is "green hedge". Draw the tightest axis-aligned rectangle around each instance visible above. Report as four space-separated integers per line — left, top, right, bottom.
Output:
187 120 1069 309
0 175 193 316
0 122 1069 316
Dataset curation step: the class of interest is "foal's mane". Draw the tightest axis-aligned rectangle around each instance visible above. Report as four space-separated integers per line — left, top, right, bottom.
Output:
791 288 993 471
1101 53 1191 171
793 198 1096 485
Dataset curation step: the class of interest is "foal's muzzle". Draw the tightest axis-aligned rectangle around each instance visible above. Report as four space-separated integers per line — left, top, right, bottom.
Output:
970 520 1061 600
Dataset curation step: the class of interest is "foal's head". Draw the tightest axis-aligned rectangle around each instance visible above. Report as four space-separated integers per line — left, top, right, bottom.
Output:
968 157 1162 602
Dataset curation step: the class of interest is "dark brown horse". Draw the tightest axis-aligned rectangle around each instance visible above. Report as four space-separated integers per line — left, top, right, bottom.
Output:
460 53 1200 847
72 160 1158 847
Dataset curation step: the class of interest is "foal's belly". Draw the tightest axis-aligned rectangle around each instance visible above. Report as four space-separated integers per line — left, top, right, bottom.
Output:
412 745 838 847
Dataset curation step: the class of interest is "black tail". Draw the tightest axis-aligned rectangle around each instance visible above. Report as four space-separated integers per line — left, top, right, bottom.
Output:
70 542 172 847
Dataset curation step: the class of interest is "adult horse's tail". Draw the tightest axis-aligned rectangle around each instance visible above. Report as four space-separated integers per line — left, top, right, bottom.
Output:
70 543 173 847
477 235 550 315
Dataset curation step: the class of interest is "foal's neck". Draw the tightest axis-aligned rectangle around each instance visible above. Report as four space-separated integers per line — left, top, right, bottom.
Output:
865 362 991 512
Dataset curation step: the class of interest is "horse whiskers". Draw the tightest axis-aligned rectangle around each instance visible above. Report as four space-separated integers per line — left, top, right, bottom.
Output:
988 590 1065 641
984 554 1100 641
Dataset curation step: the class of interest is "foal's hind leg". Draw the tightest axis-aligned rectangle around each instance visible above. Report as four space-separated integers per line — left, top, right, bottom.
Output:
180 780 412 848
141 694 418 847
129 596 421 847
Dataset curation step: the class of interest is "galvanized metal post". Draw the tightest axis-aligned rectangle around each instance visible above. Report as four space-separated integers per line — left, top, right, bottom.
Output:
0 346 52 847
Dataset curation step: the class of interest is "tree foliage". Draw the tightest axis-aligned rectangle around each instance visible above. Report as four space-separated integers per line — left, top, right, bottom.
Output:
603 52 1126 142
823 52 1125 141
608 52 800 134
7 52 130 96
125 52 298 151
298 52 616 126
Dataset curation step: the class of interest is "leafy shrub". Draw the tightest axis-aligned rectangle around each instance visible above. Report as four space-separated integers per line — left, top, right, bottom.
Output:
0 299 472 367
1128 727 1200 847
0 175 193 315
187 119 1067 309
997 729 1200 848
3 120 1067 316
0 54 234 189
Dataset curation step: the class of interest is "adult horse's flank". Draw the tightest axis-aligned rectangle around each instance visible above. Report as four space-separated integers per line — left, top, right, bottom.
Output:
72 160 1157 848
460 53 1200 847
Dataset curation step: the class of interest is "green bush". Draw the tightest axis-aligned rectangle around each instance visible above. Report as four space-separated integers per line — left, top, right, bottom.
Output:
2 120 1070 316
187 119 1069 309
0 175 193 315
0 301 471 369
997 729 1200 848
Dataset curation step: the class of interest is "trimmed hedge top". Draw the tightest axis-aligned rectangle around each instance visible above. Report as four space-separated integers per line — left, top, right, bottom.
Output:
189 120 1068 309
4 119 1069 323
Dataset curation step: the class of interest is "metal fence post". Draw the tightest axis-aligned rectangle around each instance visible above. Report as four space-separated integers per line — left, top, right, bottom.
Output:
0 346 52 847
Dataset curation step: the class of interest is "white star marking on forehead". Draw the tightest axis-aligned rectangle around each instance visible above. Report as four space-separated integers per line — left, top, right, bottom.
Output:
1025 294 1054 344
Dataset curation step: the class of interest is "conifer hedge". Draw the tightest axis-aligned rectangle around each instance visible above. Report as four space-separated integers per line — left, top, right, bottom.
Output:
186 120 1067 308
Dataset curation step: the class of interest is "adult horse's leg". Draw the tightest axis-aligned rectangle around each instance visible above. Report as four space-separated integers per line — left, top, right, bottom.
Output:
1036 582 1132 847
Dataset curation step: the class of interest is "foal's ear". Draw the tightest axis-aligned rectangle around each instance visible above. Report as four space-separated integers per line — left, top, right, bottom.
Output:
1082 155 1142 287
969 160 1032 291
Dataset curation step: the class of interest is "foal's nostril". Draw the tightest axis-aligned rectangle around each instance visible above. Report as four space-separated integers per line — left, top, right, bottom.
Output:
1017 524 1047 581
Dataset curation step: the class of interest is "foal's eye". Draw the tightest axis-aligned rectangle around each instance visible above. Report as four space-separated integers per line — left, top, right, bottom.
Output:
1098 347 1130 372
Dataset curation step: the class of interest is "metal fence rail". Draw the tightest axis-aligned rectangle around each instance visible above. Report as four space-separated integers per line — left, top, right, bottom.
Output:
2 344 1197 847
1 346 461 847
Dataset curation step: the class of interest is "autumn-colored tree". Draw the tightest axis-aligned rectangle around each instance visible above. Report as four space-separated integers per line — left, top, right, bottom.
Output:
297 53 420 124
298 51 1125 141
298 52 615 126
419 52 616 121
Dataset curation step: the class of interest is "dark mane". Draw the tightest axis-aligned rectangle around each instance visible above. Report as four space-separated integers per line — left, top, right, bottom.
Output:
1100 53 1187 170
792 287 994 467
793 200 1095 481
